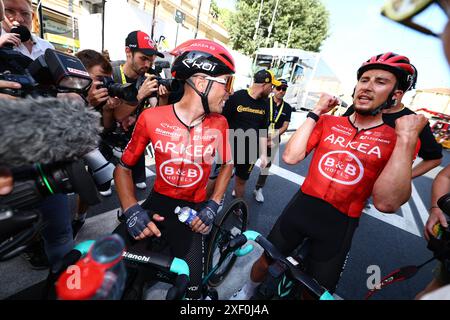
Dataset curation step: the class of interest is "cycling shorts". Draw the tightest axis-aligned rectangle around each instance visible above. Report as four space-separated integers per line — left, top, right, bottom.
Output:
210 163 255 181
267 189 359 292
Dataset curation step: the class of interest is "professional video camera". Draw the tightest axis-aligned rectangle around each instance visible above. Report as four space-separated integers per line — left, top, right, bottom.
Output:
0 48 92 98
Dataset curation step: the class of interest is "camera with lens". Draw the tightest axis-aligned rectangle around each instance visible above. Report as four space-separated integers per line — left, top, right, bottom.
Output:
0 48 92 98
98 76 138 103
156 76 177 91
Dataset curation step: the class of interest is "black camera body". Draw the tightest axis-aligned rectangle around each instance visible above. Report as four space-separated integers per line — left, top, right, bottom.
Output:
155 77 172 90
98 76 138 103
0 72 39 97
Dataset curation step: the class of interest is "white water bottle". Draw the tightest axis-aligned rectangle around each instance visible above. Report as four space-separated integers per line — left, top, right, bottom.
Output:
174 206 197 225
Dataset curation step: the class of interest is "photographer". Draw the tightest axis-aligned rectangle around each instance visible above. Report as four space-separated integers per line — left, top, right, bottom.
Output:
75 49 120 132
112 30 162 123
111 30 164 191
64 49 118 233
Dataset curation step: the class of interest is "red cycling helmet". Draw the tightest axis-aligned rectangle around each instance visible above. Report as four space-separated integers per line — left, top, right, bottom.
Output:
357 52 417 92
170 39 235 80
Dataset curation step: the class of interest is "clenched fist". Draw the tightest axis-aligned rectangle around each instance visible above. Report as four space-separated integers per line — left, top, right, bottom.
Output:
394 114 428 139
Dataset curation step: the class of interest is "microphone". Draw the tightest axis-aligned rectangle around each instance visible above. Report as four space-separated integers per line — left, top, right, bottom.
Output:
0 97 102 167
3 25 31 48
10 25 31 43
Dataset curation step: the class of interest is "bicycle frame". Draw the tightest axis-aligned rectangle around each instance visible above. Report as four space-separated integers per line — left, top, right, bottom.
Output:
235 230 335 300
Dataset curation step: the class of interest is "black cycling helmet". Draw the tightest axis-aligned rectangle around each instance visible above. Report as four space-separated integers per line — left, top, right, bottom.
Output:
170 39 235 114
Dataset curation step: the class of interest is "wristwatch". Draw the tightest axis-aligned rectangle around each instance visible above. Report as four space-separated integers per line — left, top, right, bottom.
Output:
307 111 320 122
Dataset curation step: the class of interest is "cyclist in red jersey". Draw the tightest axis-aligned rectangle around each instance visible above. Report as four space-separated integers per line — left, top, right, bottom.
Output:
231 53 428 299
113 39 235 299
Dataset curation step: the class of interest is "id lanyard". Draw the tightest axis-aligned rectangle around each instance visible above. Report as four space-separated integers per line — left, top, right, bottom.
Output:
269 96 284 133
119 65 127 84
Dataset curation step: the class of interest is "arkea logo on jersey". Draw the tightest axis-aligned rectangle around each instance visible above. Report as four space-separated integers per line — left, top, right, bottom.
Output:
318 151 364 185
153 140 215 160
159 158 203 188
324 134 383 159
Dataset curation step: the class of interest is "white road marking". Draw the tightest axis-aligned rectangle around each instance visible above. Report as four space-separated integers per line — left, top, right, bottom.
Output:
412 184 430 227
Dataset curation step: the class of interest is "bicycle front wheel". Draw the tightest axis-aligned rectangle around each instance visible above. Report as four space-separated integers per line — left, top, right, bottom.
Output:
205 198 248 287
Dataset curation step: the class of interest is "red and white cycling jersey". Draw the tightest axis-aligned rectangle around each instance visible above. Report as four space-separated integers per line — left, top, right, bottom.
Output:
301 115 399 218
121 105 232 203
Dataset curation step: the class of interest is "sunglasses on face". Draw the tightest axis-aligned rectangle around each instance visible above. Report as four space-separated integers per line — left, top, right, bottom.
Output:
204 75 235 94
276 86 288 92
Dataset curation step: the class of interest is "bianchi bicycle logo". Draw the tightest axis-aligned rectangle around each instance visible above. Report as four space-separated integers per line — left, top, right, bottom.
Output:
318 151 364 185
160 158 204 188
122 252 150 263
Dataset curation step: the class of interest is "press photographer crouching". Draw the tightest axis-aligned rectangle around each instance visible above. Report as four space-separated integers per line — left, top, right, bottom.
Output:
75 49 143 195
70 49 131 233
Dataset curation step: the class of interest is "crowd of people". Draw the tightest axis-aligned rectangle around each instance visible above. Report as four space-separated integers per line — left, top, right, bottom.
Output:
0 0 449 301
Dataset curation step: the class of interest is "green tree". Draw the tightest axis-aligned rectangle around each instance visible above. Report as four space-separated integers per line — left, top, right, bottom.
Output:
228 0 329 55
210 0 220 19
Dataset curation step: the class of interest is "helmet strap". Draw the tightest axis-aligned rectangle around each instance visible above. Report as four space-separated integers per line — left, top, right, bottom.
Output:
369 86 398 116
186 78 214 114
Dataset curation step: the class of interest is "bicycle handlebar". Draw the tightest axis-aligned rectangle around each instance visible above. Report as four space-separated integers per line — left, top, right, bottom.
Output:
72 240 190 300
236 231 335 300
122 248 190 300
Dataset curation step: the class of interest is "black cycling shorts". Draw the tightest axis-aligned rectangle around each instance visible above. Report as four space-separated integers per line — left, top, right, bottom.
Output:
267 189 359 293
210 163 255 181
114 191 205 299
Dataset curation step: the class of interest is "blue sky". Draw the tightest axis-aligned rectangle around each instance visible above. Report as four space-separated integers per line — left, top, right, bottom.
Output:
217 0 450 92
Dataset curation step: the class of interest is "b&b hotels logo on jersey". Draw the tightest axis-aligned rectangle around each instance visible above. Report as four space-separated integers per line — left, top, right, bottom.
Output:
160 158 204 188
318 133 379 185
318 151 364 185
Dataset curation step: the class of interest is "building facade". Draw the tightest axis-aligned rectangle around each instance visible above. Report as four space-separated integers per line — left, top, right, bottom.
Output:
32 0 229 58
